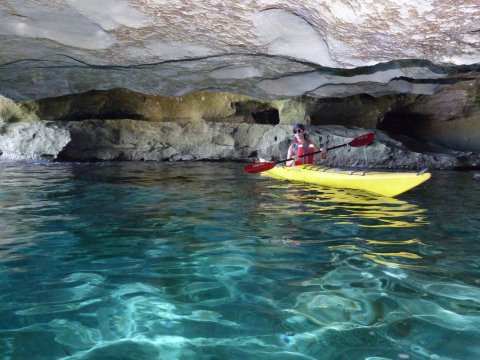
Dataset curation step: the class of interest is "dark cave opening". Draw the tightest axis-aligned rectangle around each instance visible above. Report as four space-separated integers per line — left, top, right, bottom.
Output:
233 101 280 125
251 108 280 124
378 110 422 138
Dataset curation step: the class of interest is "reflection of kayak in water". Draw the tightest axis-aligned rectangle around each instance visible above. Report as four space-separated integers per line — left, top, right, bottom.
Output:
261 164 431 197
256 181 429 267
263 181 428 228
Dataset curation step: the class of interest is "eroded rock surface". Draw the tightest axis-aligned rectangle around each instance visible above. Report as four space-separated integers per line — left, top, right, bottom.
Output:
1 1 480 100
1 1 480 166
0 121 70 160
2 116 476 170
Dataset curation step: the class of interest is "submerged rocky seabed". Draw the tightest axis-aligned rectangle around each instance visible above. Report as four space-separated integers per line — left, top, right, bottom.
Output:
0 161 479 359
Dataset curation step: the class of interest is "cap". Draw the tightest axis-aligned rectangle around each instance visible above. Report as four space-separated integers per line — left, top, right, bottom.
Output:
292 123 305 131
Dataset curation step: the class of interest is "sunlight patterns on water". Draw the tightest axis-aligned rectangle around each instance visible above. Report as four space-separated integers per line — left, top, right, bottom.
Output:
0 161 479 359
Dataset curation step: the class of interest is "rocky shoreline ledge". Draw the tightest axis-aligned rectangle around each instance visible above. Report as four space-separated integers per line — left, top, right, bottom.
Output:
1 118 479 170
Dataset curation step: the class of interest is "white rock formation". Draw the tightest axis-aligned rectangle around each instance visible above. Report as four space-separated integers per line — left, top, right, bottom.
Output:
1 0 479 99
1 1 480 166
0 121 70 160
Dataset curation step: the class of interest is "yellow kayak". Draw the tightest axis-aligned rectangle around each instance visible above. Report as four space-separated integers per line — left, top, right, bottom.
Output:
261 164 431 197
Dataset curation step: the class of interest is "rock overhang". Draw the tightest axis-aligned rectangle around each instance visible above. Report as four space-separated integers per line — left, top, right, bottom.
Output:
1 0 480 100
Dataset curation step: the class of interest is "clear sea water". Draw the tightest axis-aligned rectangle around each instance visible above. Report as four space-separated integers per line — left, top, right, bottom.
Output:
0 160 479 360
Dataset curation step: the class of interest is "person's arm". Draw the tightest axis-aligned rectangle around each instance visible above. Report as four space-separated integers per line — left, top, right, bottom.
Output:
312 143 327 162
286 144 296 167
312 144 327 163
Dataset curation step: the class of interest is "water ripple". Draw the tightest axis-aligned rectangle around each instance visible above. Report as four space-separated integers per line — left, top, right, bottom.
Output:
0 162 479 359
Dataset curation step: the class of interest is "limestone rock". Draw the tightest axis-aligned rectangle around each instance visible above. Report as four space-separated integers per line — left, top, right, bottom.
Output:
1 113 478 169
413 112 480 153
1 1 480 100
379 78 480 152
57 120 270 161
34 89 252 123
0 121 70 160
256 125 480 170
1 1 480 164
50 120 479 169
1 94 61 160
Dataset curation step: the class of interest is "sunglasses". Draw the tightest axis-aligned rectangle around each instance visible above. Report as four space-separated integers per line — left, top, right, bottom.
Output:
293 129 304 134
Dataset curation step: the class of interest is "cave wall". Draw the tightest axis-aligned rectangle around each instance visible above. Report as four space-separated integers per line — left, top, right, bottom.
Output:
32 89 252 123
25 81 480 154
411 114 480 153
379 78 480 152
3 90 480 168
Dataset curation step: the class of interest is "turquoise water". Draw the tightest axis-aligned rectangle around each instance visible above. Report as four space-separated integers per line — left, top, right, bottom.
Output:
0 161 479 360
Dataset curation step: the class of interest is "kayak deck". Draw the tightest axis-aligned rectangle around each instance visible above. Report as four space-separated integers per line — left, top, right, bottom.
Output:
261 164 431 197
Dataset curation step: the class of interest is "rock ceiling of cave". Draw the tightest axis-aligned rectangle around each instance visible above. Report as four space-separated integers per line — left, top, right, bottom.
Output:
1 0 480 100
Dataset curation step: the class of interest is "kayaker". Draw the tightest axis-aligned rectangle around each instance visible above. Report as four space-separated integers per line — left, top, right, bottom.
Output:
286 124 327 166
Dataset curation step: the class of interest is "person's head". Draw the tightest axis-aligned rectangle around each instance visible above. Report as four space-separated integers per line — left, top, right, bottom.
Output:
293 124 306 139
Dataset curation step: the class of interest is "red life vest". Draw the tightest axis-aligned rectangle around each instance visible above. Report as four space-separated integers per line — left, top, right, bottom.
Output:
293 140 315 165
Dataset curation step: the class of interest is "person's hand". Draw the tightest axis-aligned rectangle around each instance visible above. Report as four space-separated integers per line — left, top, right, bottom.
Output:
319 148 327 159
289 155 299 166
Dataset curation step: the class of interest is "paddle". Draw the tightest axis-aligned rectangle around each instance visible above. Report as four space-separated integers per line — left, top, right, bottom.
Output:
244 132 375 174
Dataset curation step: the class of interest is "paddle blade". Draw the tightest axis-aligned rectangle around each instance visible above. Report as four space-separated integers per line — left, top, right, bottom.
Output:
348 132 375 147
244 161 276 174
